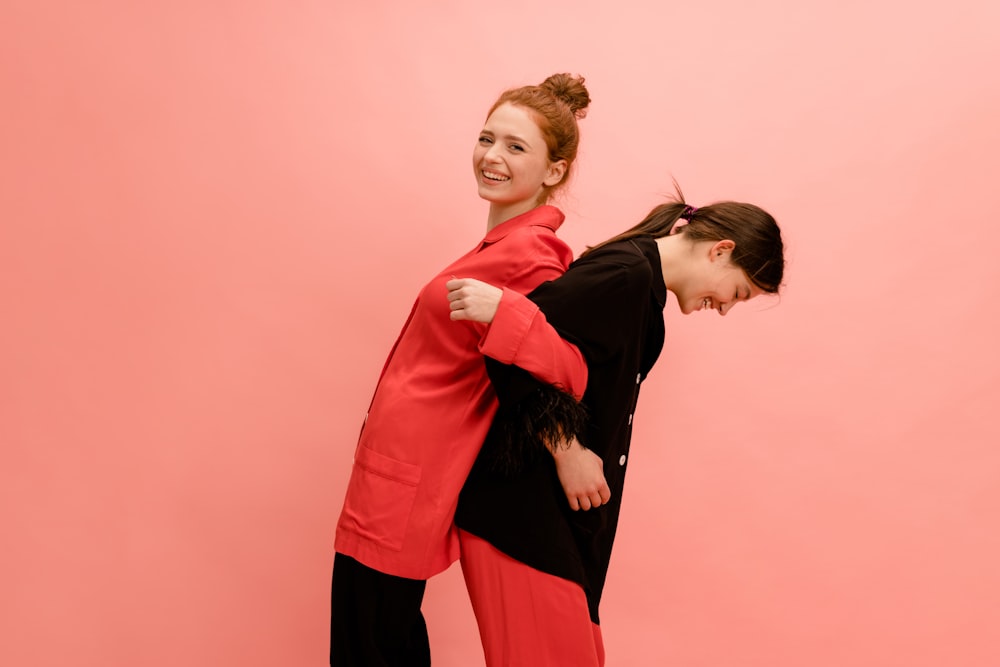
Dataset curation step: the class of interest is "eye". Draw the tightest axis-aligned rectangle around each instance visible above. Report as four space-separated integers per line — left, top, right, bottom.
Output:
478 135 493 145
509 143 525 152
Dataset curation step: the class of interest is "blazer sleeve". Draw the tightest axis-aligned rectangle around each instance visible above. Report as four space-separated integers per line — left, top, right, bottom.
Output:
479 288 587 398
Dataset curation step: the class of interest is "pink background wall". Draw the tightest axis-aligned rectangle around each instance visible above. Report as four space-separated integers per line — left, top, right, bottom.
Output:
3 1 998 665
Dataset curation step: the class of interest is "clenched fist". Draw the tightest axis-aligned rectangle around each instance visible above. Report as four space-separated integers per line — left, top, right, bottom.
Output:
446 277 504 323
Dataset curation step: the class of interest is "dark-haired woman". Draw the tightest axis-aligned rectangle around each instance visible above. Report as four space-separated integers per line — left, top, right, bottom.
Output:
329 74 595 666
452 192 786 666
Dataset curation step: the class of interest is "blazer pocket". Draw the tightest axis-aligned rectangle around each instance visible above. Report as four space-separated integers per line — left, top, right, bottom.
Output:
340 445 422 552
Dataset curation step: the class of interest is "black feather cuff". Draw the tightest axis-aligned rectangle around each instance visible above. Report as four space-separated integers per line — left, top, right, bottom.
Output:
480 383 589 476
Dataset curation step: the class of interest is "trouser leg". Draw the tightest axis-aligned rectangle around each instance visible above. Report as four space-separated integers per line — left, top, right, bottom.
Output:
330 552 431 666
458 530 604 667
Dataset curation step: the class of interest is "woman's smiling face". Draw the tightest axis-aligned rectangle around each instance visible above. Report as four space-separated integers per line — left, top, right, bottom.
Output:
472 103 565 217
677 240 765 316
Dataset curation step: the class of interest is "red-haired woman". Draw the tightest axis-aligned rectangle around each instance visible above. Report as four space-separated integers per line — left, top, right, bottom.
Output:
330 74 593 666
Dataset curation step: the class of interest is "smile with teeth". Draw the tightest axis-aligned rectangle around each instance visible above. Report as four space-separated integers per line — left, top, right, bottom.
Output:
482 170 510 182
702 298 711 310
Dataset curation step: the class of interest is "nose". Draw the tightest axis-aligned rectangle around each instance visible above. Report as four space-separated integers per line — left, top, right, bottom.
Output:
484 143 503 163
719 301 733 316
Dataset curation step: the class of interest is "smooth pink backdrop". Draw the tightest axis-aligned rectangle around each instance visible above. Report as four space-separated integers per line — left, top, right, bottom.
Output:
3 1 998 665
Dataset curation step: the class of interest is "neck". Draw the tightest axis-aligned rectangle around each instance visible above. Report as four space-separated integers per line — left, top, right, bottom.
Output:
653 234 691 295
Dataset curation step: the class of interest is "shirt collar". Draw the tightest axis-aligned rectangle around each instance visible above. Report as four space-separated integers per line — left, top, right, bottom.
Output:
483 205 565 243
638 235 668 308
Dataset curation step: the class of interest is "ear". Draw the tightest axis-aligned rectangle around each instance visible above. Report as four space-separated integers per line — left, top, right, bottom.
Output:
543 159 568 187
708 239 736 261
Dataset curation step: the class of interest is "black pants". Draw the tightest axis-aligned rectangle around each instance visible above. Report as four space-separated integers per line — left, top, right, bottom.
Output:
330 552 431 666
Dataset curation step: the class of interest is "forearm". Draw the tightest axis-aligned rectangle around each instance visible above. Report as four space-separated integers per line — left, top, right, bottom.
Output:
478 288 587 398
550 436 610 511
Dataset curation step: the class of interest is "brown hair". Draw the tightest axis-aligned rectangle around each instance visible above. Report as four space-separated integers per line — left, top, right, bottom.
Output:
488 73 591 201
582 183 785 293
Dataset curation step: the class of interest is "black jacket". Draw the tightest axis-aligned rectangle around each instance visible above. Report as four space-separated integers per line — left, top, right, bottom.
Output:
456 235 667 624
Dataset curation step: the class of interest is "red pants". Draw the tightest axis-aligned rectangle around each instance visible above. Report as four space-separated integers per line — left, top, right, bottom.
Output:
459 530 605 667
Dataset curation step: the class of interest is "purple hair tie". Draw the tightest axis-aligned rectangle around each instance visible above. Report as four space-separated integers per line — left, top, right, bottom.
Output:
680 205 698 220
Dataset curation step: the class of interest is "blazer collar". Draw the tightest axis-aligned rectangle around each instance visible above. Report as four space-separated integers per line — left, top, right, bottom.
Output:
483 205 565 243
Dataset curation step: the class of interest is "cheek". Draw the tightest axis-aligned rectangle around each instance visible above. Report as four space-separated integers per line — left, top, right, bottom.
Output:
706 273 729 295
472 144 493 166
524 156 548 178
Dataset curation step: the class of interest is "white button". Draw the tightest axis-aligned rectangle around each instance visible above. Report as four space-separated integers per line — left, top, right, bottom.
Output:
628 414 633 426
636 373 641 384
619 454 627 466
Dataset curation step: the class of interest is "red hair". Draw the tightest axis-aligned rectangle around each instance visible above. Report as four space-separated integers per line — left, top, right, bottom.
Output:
488 73 591 201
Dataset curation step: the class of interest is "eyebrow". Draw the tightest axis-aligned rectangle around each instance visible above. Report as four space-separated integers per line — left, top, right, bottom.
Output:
480 129 533 147
503 134 532 147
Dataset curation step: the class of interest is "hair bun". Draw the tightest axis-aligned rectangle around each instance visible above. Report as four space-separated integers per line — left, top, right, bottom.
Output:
540 73 591 119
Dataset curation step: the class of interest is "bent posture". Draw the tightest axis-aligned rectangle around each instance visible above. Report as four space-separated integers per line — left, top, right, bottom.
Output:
454 191 786 666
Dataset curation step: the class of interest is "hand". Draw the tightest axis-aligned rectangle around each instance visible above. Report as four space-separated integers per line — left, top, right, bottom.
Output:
552 437 611 511
446 277 503 323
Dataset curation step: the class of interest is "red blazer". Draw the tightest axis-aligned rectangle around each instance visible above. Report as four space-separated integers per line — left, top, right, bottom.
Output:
335 205 588 579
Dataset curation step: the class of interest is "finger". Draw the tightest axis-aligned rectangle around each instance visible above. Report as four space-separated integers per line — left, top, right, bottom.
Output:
599 484 612 504
588 492 603 509
445 277 462 291
567 495 580 511
579 496 592 511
